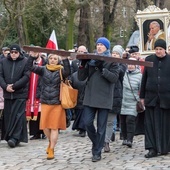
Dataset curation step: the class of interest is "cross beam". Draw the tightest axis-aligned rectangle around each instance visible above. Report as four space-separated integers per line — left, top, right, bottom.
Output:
76 54 153 67
23 45 153 67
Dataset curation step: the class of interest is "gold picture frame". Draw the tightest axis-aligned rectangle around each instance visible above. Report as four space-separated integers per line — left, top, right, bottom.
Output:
135 5 170 55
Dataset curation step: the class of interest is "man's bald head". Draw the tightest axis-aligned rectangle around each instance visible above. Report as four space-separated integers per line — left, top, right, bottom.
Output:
77 45 88 53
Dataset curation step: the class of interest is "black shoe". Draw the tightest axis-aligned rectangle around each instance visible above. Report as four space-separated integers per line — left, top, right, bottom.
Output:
104 142 110 152
30 134 41 140
110 132 115 142
126 141 132 148
41 134 47 139
92 155 101 162
8 139 16 148
79 131 86 137
160 152 168 155
145 149 157 158
122 140 127 145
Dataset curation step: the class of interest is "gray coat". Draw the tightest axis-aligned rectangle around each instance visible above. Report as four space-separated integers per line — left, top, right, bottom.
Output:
121 68 142 117
78 61 119 110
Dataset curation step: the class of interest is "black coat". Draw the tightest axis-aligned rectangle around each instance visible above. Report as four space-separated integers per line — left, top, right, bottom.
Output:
71 59 80 74
0 54 30 99
140 53 170 109
71 71 86 109
111 63 127 114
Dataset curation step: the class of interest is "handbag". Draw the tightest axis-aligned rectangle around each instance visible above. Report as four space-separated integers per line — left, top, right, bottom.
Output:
59 69 78 109
127 73 145 113
136 100 145 113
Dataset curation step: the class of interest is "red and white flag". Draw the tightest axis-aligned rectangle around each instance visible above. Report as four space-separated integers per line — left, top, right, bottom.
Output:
46 30 58 50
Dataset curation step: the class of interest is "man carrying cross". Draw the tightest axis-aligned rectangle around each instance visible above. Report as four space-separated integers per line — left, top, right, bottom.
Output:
77 37 119 162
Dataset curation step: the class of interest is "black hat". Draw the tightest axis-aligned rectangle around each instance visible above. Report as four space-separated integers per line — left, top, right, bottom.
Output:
128 46 139 54
10 44 21 53
154 39 166 50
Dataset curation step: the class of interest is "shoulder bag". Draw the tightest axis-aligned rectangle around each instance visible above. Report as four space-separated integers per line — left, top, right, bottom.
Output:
59 69 78 109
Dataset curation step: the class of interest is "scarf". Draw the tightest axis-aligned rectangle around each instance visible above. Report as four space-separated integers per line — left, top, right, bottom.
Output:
46 64 63 71
26 58 43 121
89 49 111 66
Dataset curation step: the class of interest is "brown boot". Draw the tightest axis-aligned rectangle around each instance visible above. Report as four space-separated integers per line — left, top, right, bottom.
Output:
47 148 54 160
46 142 50 154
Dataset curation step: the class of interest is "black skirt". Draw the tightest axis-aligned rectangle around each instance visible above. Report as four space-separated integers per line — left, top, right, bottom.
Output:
144 105 170 154
1 99 28 143
72 109 86 131
135 111 145 135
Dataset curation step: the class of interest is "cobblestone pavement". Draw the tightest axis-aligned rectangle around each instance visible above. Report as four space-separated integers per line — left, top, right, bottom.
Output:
0 123 170 170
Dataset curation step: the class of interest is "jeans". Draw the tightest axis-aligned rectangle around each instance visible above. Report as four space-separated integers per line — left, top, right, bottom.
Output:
105 113 115 143
113 115 117 132
83 106 109 156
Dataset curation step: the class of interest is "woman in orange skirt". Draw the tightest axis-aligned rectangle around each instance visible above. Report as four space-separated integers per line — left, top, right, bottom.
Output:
27 53 71 159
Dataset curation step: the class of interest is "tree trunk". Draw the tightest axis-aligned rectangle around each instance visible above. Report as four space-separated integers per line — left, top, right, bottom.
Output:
66 8 77 50
103 0 118 39
15 0 25 46
77 4 94 52
77 7 88 46
64 0 93 50
103 0 110 38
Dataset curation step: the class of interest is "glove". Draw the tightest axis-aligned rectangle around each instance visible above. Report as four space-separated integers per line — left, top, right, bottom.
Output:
95 60 104 71
79 59 90 67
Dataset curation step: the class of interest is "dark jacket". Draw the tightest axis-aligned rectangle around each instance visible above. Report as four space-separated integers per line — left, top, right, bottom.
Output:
111 63 127 114
0 54 30 99
0 54 5 61
71 71 86 109
71 59 80 74
140 53 170 108
78 59 119 110
27 57 71 105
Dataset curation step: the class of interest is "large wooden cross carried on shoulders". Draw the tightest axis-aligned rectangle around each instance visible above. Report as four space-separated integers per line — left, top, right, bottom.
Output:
23 45 153 67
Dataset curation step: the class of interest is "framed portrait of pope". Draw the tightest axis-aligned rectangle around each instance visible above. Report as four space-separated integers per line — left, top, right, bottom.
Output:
135 5 170 55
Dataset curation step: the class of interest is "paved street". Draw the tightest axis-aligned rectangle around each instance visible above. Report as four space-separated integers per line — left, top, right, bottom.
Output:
0 123 170 170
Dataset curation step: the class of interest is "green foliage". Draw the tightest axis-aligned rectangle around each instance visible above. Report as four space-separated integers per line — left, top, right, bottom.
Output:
1 0 168 51
24 0 66 48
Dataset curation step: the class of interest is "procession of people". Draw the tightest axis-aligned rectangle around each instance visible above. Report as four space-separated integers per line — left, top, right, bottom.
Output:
0 32 170 163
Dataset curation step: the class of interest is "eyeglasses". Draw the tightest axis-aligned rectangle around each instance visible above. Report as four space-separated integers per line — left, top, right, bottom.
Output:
10 51 19 54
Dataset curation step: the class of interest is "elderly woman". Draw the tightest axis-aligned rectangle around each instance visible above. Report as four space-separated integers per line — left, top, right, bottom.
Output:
120 58 142 148
27 53 71 160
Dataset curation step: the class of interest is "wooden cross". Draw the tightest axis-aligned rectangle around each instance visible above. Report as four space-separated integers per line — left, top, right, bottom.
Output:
23 45 153 67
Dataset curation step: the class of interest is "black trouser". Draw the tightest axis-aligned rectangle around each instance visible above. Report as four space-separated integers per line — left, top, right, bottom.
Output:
29 112 44 136
120 115 136 142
